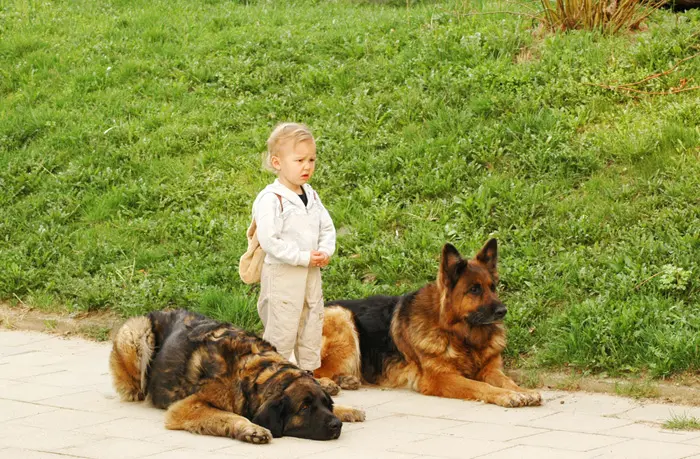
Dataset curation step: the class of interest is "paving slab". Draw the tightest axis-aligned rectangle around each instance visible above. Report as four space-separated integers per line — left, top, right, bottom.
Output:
436 421 548 441
589 438 700 459
619 403 700 423
478 445 598 459
0 447 91 458
527 411 634 434
545 392 640 416
0 399 57 423
2 329 700 459
510 430 626 452
0 425 103 451
606 422 700 443
391 435 510 458
58 437 177 459
143 430 243 452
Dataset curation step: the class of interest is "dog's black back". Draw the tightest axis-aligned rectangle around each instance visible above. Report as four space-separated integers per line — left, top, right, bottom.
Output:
327 294 416 383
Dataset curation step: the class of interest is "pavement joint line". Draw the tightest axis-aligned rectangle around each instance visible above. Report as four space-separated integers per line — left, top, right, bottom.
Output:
1 400 130 427
0 396 98 410
436 408 559 425
18 448 92 458
34 389 96 403
433 428 546 442
3 387 96 402
522 434 631 454
140 447 186 458
587 437 635 453
4 370 71 383
472 444 518 459
15 412 129 429
501 424 639 441
0 349 42 358
513 429 631 442
0 407 60 423
364 412 473 422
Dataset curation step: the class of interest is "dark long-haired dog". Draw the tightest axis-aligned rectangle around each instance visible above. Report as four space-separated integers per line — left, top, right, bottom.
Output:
315 239 542 408
109 310 365 444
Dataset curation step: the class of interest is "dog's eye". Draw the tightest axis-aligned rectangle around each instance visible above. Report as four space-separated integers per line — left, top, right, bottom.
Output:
490 283 497 292
299 397 313 412
470 284 482 294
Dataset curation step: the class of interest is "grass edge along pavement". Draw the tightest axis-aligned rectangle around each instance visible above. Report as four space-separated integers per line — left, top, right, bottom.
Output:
2 301 700 407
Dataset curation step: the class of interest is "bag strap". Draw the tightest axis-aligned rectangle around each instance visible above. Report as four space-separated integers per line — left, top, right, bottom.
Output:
251 193 283 227
274 193 283 212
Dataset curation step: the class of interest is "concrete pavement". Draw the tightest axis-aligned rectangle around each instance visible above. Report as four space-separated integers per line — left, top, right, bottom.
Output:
1 329 700 458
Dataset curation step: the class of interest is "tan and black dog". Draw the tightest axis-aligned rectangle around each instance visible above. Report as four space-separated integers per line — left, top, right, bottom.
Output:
315 239 542 408
109 310 365 444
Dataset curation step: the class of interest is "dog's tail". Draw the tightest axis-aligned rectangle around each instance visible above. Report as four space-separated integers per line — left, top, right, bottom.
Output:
109 316 155 401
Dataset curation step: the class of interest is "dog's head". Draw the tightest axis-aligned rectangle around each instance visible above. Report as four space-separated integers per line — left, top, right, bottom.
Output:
252 372 341 441
437 238 506 329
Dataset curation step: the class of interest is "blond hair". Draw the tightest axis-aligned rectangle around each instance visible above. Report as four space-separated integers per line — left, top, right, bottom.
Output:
262 122 315 173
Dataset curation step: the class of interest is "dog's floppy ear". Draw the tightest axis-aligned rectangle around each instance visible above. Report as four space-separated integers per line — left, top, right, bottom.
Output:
252 395 290 438
437 243 466 290
476 238 498 275
187 320 227 343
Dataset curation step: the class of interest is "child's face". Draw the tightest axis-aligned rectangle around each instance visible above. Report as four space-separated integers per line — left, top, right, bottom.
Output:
272 139 316 192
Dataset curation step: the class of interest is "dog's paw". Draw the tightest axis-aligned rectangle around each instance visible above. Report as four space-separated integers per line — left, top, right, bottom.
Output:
236 423 272 444
336 375 361 390
493 391 533 408
523 390 542 406
334 405 366 422
317 377 341 396
118 390 145 402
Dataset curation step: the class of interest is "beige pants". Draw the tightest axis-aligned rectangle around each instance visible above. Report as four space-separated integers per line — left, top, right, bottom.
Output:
257 263 324 371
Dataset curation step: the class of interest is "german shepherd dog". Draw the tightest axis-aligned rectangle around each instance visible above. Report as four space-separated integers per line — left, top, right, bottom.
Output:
315 239 542 408
109 310 365 444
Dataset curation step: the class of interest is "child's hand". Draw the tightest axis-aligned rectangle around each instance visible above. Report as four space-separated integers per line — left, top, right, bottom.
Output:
310 251 330 268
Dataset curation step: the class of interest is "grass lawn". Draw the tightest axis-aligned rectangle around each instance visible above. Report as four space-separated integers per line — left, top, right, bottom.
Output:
1 0 699 378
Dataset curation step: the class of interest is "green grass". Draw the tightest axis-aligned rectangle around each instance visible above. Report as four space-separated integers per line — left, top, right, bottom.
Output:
79 325 114 342
664 413 700 431
43 319 58 332
1 0 699 378
614 380 659 399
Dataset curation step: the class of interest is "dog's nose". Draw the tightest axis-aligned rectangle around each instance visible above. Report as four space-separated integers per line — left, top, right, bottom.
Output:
494 305 507 320
328 417 342 433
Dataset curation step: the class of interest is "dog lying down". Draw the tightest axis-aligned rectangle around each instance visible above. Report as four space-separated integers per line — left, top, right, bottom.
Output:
109 309 365 443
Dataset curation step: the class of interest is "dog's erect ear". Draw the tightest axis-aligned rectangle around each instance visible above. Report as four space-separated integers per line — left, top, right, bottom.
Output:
252 395 290 438
438 243 466 289
476 239 498 275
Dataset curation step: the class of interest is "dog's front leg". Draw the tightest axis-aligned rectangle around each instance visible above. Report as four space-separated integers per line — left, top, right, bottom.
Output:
165 394 272 444
333 405 366 422
477 358 541 406
418 372 537 408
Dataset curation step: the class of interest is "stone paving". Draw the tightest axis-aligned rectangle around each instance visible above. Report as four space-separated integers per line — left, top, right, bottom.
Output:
2 329 700 458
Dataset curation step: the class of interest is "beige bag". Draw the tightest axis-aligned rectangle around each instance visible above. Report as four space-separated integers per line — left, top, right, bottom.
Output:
239 194 282 284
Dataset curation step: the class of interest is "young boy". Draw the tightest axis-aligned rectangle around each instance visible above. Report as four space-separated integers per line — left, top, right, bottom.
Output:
252 122 335 373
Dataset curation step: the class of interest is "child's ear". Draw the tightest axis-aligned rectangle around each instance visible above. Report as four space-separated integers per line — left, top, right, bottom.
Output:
270 155 281 171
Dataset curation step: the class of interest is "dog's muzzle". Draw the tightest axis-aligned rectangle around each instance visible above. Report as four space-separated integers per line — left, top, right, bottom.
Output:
493 305 507 321
328 418 342 439
466 303 508 325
